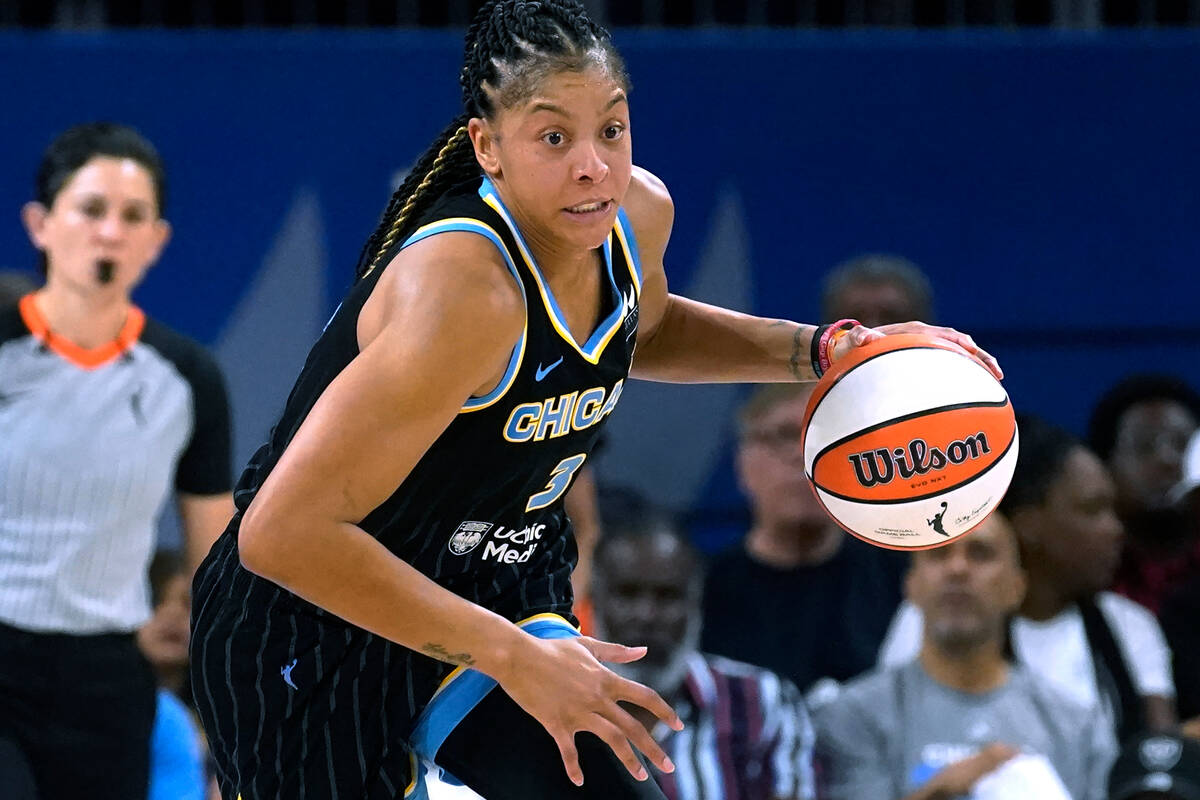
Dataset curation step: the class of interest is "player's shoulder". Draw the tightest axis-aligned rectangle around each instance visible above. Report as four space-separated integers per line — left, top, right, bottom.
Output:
621 166 674 255
377 227 525 338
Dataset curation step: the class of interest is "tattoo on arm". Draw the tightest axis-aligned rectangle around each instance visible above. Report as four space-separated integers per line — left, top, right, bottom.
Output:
787 325 807 381
420 642 476 667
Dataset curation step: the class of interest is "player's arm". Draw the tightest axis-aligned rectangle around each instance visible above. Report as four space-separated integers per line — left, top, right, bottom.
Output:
624 167 1000 383
237 233 678 785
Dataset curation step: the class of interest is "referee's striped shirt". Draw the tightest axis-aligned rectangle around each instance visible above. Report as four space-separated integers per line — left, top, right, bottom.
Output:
0 296 231 634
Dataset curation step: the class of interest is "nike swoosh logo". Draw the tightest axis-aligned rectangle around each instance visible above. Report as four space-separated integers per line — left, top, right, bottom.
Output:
535 357 564 382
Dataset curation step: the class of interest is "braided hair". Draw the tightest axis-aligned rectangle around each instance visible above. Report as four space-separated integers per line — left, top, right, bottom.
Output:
355 0 628 280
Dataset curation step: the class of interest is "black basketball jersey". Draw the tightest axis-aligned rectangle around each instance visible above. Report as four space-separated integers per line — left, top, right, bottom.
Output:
215 176 642 625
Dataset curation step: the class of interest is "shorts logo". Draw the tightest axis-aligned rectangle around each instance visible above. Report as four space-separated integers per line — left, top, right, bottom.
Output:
448 521 492 555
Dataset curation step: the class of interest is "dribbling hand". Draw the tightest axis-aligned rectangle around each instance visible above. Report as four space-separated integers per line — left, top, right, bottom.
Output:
494 634 682 786
833 321 1004 381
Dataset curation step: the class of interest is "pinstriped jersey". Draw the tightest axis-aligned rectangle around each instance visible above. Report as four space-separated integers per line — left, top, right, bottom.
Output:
203 176 642 626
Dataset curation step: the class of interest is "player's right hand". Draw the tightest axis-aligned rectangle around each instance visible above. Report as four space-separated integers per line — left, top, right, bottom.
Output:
494 634 683 786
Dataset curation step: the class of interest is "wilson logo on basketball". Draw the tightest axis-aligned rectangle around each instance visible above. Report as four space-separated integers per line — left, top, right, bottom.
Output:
809 401 1015 505
848 433 992 488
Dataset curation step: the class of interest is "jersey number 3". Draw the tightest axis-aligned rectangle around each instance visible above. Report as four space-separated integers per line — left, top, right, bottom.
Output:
526 454 587 512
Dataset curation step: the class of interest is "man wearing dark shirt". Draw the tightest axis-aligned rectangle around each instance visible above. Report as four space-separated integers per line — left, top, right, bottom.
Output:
701 383 907 692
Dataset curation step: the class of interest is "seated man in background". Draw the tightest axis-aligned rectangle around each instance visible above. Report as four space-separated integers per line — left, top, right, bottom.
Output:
594 496 816 800
821 253 935 328
879 416 1177 740
1088 374 1200 615
702 383 907 694
815 512 1115 800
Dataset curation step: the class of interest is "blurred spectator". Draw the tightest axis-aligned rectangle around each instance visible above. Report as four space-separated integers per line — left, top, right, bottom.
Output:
1107 731 1200 800
1088 374 1200 614
880 416 1177 741
0 269 37 306
820 253 934 328
593 496 817 800
701 383 907 694
815 512 1116 800
1160 431 1200 724
138 550 207 800
0 122 233 799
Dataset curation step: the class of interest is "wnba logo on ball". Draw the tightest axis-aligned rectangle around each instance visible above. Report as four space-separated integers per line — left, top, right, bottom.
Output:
848 432 992 488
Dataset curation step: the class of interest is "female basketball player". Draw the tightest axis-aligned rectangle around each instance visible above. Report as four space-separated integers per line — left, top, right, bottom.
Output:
1 123 233 800
190 3 1001 798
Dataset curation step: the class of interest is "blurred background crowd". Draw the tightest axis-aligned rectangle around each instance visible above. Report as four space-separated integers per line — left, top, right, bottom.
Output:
1 1 1198 799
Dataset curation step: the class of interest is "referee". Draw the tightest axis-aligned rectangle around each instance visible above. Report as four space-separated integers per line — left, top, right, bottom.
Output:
0 123 233 800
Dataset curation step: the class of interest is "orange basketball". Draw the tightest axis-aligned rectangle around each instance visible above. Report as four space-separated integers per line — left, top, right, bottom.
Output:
800 333 1018 550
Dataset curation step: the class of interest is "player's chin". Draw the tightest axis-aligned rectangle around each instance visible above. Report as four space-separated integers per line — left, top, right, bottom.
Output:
559 204 617 246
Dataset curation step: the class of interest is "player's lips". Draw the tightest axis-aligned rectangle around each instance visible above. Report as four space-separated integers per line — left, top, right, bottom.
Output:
564 199 613 216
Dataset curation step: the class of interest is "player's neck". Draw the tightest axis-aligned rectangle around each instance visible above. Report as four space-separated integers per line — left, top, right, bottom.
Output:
32 286 132 349
525 230 597 284
919 639 1009 693
745 521 842 568
499 192 599 281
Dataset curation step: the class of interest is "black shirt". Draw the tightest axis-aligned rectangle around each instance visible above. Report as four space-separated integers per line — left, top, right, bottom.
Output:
701 535 907 692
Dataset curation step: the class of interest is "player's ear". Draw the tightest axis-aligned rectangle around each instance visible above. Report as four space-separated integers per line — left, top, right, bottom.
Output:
469 118 501 177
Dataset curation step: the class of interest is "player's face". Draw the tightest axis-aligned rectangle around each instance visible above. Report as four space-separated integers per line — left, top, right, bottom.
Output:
592 533 697 668
907 514 1025 650
23 156 169 297
737 394 833 532
479 66 632 253
1026 447 1124 594
1110 400 1198 513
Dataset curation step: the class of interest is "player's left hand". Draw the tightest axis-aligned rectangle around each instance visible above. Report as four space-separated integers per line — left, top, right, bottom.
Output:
832 321 1003 381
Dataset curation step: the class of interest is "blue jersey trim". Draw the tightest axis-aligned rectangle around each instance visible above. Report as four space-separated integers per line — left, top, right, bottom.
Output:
615 206 644 289
398 217 528 413
409 614 579 763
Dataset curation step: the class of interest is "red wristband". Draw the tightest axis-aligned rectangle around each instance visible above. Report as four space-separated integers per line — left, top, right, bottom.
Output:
818 319 860 375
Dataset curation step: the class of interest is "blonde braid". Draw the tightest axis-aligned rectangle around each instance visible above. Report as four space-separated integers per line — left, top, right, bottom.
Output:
363 125 470 277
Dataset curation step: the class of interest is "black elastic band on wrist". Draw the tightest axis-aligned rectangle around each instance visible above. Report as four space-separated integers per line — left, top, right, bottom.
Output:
810 324 832 378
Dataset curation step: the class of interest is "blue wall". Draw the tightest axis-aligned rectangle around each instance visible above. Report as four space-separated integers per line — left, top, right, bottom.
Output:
3 30 1197 548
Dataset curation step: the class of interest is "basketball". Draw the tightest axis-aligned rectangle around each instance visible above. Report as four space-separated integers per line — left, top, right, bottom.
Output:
801 333 1018 550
